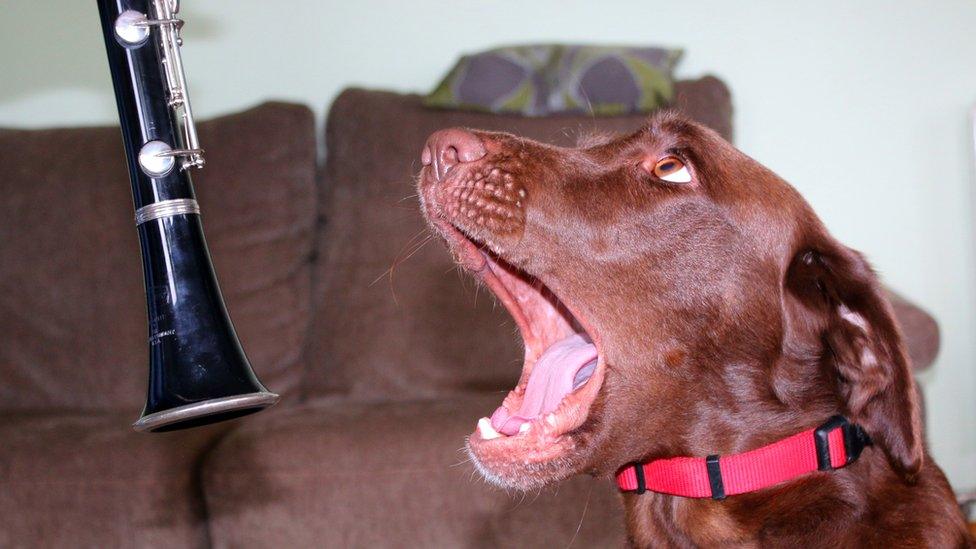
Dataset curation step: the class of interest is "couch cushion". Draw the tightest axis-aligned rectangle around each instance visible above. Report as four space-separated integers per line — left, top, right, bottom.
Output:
306 78 733 400
202 394 625 547
0 411 224 548
0 102 316 411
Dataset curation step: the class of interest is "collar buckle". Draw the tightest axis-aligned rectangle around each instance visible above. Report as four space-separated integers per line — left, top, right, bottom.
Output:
814 415 873 471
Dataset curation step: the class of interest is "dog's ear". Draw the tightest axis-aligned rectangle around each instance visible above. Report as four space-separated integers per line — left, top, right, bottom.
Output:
785 238 923 478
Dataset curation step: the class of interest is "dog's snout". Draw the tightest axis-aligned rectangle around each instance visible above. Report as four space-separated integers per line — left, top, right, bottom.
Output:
421 128 486 181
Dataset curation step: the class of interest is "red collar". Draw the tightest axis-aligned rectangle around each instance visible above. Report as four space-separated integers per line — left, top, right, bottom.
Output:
616 416 872 499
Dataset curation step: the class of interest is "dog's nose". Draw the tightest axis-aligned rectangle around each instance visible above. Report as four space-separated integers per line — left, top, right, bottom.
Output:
421 128 486 181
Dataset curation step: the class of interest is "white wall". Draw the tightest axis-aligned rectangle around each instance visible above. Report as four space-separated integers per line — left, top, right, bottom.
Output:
2 1 974 490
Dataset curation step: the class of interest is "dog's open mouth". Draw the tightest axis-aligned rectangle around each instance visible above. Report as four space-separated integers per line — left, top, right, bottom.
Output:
428 216 606 463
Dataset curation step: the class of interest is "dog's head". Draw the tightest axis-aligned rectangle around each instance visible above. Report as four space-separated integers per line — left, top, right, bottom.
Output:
417 112 922 491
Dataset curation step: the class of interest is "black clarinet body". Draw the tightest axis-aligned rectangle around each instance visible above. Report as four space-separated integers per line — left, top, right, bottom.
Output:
96 0 278 432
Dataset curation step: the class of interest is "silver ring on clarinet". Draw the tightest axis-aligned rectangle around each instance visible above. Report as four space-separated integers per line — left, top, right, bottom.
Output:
135 198 200 225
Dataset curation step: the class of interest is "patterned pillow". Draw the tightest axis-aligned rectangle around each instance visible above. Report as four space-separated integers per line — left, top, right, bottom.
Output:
425 44 682 116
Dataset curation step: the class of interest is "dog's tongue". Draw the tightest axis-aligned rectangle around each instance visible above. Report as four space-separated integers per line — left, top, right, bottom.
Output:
490 333 598 436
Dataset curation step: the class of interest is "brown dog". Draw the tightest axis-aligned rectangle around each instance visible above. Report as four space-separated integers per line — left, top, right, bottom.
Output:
417 113 971 547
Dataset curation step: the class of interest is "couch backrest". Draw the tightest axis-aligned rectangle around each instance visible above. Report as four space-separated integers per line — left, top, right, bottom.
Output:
303 77 733 400
0 102 316 411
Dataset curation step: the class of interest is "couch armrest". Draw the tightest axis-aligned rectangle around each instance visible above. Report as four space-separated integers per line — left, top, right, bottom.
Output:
886 290 940 371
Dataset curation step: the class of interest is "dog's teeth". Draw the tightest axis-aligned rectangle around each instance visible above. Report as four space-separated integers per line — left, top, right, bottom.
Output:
546 413 558 427
519 423 531 434
477 417 502 440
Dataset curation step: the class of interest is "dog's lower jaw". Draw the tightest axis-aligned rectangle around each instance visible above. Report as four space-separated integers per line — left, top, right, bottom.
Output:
465 444 510 490
465 432 584 492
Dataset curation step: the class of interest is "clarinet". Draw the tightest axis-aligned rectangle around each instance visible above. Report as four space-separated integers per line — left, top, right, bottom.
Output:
96 0 278 432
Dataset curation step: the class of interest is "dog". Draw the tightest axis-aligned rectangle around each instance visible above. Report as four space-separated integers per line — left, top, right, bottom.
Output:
416 113 972 547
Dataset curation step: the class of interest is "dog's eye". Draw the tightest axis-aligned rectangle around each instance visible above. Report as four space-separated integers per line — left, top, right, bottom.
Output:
652 157 692 183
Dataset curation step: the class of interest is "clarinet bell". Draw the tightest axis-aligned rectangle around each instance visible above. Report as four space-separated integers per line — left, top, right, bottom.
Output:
132 211 279 433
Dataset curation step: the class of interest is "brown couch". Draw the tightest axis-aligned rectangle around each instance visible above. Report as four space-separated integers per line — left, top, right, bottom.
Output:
0 78 940 547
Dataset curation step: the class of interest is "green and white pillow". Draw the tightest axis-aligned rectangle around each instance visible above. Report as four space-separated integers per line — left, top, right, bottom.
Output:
425 44 682 116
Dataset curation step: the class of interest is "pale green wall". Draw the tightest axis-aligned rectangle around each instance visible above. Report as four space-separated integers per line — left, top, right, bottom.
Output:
2 1 974 490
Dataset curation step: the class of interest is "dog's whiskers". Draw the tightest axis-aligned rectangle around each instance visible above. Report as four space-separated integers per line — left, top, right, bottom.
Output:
564 483 594 549
370 228 434 305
